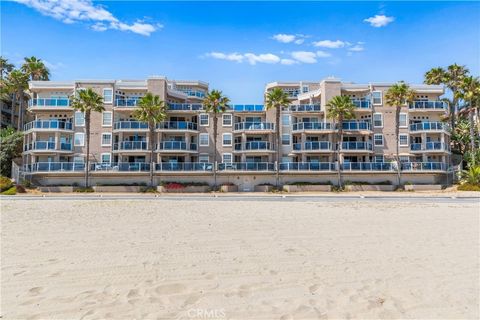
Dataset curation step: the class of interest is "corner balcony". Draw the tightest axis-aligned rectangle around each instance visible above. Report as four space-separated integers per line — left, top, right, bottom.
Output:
233 141 275 153
156 121 198 132
112 141 148 153
156 141 198 153
342 121 371 132
155 162 213 172
115 98 140 108
292 122 334 133
340 141 373 152
351 99 371 110
231 104 265 112
28 98 71 110
342 162 395 171
167 103 204 111
280 162 336 171
286 104 321 112
233 122 275 133
401 162 447 172
218 162 274 171
409 101 448 112
113 121 149 132
410 122 449 133
24 141 73 153
292 141 332 153
410 142 450 153
24 120 73 132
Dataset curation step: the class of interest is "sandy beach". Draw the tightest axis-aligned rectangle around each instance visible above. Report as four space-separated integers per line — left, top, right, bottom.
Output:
1 198 479 319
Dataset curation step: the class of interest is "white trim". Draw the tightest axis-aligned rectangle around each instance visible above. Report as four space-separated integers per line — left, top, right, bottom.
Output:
199 113 209 126
399 112 408 128
100 153 111 164
372 91 382 105
74 132 85 146
281 114 291 126
222 113 232 127
373 112 383 128
199 154 210 163
101 132 112 146
374 133 384 147
374 155 384 163
281 133 291 146
74 111 85 127
199 133 209 147
222 133 232 146
103 88 113 104
102 111 112 127
222 153 232 163
399 134 409 146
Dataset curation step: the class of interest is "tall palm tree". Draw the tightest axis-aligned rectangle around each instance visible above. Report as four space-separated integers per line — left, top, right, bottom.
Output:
0 56 14 81
385 82 415 187
458 76 480 150
203 90 230 189
265 88 290 187
133 93 167 187
71 88 104 188
425 64 469 129
21 56 50 81
6 70 29 129
326 95 356 188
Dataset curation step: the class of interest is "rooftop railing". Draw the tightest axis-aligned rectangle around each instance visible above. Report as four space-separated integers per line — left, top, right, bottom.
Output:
342 162 394 171
157 121 198 131
113 121 149 130
342 121 371 131
113 141 148 151
24 120 73 131
155 162 213 171
233 122 274 131
292 122 333 131
409 101 447 110
279 162 336 171
293 141 331 151
218 162 274 171
156 141 197 151
234 141 273 151
29 98 70 107
410 122 449 132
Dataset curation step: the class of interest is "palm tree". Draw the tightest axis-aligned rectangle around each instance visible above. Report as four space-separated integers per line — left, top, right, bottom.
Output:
21 56 50 81
458 76 480 151
326 95 356 188
425 64 469 129
71 88 104 188
265 88 290 187
0 56 14 81
385 82 415 187
133 93 166 187
5 70 29 129
203 90 230 189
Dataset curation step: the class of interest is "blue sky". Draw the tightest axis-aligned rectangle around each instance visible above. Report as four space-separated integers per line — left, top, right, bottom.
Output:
2 1 479 103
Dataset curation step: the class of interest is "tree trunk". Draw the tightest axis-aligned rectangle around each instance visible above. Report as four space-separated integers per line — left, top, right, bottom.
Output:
213 113 218 189
275 105 280 188
395 106 402 187
10 94 16 127
337 119 344 188
17 90 24 130
450 94 457 130
85 111 91 188
469 103 475 151
149 125 155 187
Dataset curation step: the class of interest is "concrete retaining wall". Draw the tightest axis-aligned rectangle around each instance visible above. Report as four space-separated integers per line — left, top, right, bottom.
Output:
93 186 143 193
345 185 396 192
254 185 274 192
38 186 74 193
404 184 443 191
283 185 332 192
157 185 210 193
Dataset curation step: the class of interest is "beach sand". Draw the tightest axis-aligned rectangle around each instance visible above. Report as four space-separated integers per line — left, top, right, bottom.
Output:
1 199 479 319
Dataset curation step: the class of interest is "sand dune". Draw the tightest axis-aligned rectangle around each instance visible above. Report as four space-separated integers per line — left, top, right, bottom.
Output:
1 199 478 319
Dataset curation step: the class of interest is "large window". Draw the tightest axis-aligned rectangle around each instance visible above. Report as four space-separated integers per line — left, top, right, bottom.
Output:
199 154 209 163
399 134 409 146
374 134 384 146
222 133 232 146
372 91 382 105
74 111 85 126
399 113 408 128
199 114 209 126
103 89 113 104
222 114 232 126
374 155 384 163
74 133 85 146
102 112 112 126
222 153 232 163
373 113 383 128
101 153 111 163
199 133 209 146
282 134 291 145
282 114 290 126
101 133 112 146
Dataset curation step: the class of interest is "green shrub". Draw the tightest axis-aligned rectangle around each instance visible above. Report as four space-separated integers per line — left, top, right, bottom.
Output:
0 176 13 192
1 186 16 195
457 184 480 191
21 179 33 189
74 187 94 193
140 186 157 193
460 166 480 185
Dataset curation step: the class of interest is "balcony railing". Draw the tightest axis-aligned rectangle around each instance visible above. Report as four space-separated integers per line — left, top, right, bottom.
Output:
286 104 321 112
167 103 204 111
24 120 73 131
25 162 85 172
410 142 450 152
409 101 447 110
29 98 70 107
218 162 274 171
279 162 336 171
293 141 331 151
113 121 149 130
342 121 371 131
115 98 140 107
113 141 148 151
401 162 447 171
157 121 198 131
156 141 197 151
342 162 394 171
24 141 56 151
155 162 213 171
231 104 265 112
351 100 371 109
233 122 274 131
292 122 333 131
91 162 150 172
175 89 206 98
234 141 273 151
341 141 373 150
410 122 449 132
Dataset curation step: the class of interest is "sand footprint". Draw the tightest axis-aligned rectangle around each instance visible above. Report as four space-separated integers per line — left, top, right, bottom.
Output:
155 283 188 295
28 287 43 296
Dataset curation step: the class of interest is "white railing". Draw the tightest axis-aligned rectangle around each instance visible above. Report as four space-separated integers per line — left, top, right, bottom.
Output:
29 98 70 107
409 101 447 110
218 162 274 171
24 120 73 131
233 122 274 131
279 162 336 171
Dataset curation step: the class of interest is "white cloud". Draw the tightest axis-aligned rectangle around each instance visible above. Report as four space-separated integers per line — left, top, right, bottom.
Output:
206 52 280 65
291 51 317 64
207 52 244 63
313 40 346 49
43 60 65 71
14 0 161 36
364 14 395 27
244 53 280 65
272 33 307 45
294 39 305 45
348 44 364 52
316 51 332 58
280 59 298 65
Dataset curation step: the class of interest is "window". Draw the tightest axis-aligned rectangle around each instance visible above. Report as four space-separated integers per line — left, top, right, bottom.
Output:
373 113 383 127
282 114 290 126
74 111 85 126
282 134 291 145
372 91 382 105
199 114 209 126
400 156 410 163
399 113 408 128
222 153 232 163
102 112 112 126
222 133 232 146
103 89 113 104
199 133 209 146
101 153 111 163
74 133 85 146
399 134 409 146
374 134 384 146
222 114 232 126
199 154 209 163
101 133 112 146
374 155 384 163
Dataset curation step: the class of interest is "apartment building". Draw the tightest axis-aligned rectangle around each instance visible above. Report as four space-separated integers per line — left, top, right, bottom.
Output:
22 76 450 189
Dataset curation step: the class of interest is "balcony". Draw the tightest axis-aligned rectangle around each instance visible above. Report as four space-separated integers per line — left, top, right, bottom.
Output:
113 141 148 151
341 141 373 151
342 162 394 171
91 162 150 172
218 162 274 171
24 141 73 152
113 121 148 131
410 142 450 152
28 98 71 109
409 101 448 111
410 122 449 132
115 98 140 107
351 99 371 109
25 162 85 173
156 141 197 152
286 104 321 112
342 121 371 131
231 104 265 112
167 103 204 111
293 141 332 152
280 162 336 171
234 141 274 152
233 122 274 133
401 162 447 171
24 120 73 132
175 89 206 98
155 162 213 171
156 121 198 131
292 122 334 132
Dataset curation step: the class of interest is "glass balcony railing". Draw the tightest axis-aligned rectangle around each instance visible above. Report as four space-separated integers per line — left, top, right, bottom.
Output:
293 141 331 151
155 162 213 171
292 122 333 131
156 141 197 151
176 90 206 98
233 122 274 131
115 98 140 107
410 122 449 132
157 121 198 131
218 162 274 171
410 142 449 151
286 104 321 112
341 141 373 150
231 104 265 112
24 120 73 131
113 141 148 151
59 143 73 151
91 162 150 172
342 121 371 131
24 141 56 151
401 162 447 171
167 103 204 111
342 162 394 171
409 101 447 110
29 98 70 107
113 121 149 130
351 100 371 109
279 162 336 171
234 141 273 151
26 162 85 172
